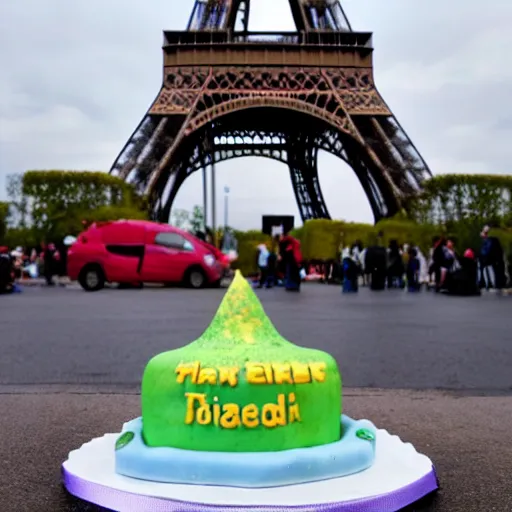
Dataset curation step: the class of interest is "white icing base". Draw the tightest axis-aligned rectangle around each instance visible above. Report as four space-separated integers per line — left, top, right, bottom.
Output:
63 426 435 506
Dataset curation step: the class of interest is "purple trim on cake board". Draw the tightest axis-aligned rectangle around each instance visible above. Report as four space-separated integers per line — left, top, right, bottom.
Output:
62 465 438 512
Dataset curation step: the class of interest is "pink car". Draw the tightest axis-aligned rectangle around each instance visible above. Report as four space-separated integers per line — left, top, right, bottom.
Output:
67 220 224 291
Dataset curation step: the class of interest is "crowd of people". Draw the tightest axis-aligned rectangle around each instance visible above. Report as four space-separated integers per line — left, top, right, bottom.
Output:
254 225 511 297
1 225 510 297
255 231 304 291
0 243 67 293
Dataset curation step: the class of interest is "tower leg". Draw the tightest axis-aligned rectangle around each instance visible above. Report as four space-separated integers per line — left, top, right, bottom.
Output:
287 135 331 222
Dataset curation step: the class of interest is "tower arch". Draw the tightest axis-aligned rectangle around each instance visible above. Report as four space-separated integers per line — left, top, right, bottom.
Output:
110 0 432 224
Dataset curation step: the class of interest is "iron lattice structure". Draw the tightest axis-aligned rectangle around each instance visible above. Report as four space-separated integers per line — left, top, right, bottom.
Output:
110 0 432 223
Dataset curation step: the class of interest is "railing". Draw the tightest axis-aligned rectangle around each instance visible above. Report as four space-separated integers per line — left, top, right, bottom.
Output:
163 30 373 49
232 33 301 45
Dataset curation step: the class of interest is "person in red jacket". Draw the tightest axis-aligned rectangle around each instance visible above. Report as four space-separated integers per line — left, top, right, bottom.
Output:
279 232 303 292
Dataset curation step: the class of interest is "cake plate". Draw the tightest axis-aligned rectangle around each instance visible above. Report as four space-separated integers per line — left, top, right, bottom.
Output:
62 426 438 512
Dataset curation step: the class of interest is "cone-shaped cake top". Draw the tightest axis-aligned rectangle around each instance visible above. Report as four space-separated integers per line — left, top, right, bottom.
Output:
194 270 286 348
141 269 342 452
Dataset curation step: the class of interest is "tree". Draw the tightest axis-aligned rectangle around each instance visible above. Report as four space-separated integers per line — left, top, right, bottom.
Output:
171 209 190 230
407 174 512 227
190 205 205 233
6 174 28 227
0 202 10 243
13 170 147 242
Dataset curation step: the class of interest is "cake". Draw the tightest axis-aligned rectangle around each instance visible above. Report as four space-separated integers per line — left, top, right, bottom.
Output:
114 270 377 487
63 270 438 511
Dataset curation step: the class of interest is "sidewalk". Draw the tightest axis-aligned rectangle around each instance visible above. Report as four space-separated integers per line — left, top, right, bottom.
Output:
16 277 73 287
16 277 233 289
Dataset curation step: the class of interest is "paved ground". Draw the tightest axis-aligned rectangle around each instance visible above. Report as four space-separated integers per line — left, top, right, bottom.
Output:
0 284 511 511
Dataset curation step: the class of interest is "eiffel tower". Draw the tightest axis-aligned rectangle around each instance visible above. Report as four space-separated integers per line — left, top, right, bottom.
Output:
110 0 432 224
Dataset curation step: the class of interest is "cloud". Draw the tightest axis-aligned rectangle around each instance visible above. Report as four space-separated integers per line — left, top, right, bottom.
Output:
0 0 511 229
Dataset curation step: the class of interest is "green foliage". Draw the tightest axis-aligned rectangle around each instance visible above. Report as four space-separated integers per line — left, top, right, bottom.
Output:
289 226 304 242
301 219 374 260
170 205 204 234
3 227 39 250
171 209 190 230
22 170 138 218
83 206 148 223
6 174 29 227
408 174 512 227
10 170 146 243
3 206 148 248
230 219 439 275
373 219 437 253
0 202 10 243
298 218 512 263
190 205 205 233
231 230 272 276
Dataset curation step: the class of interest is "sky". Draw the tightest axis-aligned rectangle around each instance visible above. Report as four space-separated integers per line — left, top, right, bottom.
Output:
1 0 511 230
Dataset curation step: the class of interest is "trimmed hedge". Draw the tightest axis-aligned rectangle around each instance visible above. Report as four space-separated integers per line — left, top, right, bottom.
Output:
301 219 373 260
22 170 137 205
231 230 272 276
230 219 512 276
3 227 39 249
2 205 149 248
299 218 440 260
82 205 148 223
231 227 307 276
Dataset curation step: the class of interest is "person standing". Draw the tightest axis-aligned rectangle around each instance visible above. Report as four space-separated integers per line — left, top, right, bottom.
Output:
431 236 448 292
43 243 59 286
0 247 14 293
406 247 421 292
479 226 507 291
387 240 405 289
265 246 277 289
256 243 269 289
279 232 302 292
341 246 359 293
365 234 387 291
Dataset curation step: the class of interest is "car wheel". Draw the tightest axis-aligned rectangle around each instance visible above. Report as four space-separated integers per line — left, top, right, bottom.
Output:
186 267 205 289
79 265 105 292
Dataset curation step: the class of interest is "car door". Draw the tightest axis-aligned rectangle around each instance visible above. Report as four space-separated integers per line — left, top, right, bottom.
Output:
141 231 194 283
99 222 145 282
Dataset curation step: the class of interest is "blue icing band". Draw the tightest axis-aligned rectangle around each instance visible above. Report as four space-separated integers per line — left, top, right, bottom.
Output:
115 416 376 488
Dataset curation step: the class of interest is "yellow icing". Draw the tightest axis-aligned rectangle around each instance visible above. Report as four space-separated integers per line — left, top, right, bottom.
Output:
184 392 301 429
218 367 239 387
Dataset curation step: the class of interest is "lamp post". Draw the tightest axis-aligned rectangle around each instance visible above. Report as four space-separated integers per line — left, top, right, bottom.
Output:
224 186 230 232
202 167 208 232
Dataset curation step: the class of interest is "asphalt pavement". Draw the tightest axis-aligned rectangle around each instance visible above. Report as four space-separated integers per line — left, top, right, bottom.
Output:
1 284 511 511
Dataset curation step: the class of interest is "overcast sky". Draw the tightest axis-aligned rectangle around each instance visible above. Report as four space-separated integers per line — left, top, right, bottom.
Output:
1 0 511 229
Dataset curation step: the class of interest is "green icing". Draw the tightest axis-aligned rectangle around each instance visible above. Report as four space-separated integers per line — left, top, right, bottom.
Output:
115 431 135 450
141 270 342 452
356 428 375 441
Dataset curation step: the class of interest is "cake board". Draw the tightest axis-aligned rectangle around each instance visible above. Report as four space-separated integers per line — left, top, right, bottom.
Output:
62 425 438 512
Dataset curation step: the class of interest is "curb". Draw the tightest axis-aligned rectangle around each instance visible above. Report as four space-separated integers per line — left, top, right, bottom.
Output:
16 279 73 287
16 279 233 289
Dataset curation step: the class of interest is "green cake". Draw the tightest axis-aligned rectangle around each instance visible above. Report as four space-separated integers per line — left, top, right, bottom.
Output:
141 271 342 452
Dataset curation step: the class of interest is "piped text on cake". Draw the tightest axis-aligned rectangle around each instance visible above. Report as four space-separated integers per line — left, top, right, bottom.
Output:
184 392 301 429
176 361 326 386
176 360 327 429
